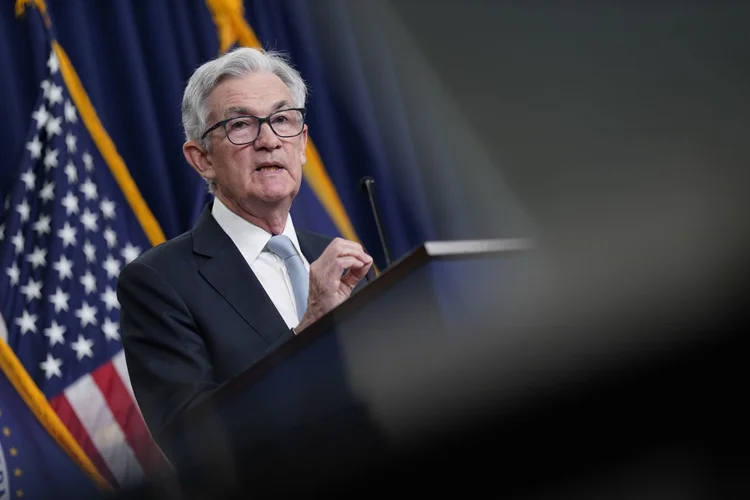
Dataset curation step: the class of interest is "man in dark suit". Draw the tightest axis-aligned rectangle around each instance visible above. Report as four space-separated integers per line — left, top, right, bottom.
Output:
116 47 374 459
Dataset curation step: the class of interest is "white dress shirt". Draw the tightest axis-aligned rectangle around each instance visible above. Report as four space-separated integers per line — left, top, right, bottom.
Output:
211 196 310 329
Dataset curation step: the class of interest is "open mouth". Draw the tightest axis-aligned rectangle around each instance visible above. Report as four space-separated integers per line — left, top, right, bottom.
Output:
256 163 284 172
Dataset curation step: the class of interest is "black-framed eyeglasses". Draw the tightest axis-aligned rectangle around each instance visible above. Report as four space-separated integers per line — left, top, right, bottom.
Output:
200 108 307 145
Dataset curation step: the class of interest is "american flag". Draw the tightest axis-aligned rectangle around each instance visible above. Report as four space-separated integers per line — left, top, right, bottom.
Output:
0 47 165 489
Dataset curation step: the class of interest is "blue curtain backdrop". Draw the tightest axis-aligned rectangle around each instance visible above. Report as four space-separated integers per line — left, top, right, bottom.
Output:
0 0 458 269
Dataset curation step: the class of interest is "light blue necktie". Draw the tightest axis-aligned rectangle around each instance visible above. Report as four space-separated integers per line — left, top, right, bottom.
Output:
265 234 309 321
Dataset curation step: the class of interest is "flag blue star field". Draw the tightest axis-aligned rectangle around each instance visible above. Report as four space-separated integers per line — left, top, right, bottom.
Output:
0 367 104 500
0 46 165 492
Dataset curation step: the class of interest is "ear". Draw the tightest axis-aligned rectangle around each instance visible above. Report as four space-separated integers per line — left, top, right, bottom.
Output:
299 124 309 165
183 140 216 182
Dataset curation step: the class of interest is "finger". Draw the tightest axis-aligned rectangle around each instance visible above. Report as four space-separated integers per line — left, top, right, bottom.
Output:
312 253 353 272
341 260 372 288
313 245 372 278
337 247 372 264
311 256 365 283
330 237 363 250
349 259 372 279
327 238 366 257
321 246 371 268
331 256 367 273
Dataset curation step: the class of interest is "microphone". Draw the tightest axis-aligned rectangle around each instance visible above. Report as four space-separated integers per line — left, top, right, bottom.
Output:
359 176 393 268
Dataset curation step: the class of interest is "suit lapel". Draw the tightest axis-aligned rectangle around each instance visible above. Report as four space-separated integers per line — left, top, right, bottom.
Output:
192 203 288 346
296 229 330 265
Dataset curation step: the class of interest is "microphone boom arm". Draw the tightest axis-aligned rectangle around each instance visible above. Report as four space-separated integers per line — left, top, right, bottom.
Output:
360 176 393 269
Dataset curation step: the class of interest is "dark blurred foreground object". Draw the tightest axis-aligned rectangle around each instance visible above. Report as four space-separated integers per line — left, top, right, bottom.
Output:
100 234 748 500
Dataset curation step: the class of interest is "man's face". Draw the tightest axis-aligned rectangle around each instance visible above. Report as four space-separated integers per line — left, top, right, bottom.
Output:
202 71 307 209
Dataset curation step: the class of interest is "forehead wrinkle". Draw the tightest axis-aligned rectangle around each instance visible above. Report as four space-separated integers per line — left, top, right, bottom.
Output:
209 74 294 122
223 100 292 118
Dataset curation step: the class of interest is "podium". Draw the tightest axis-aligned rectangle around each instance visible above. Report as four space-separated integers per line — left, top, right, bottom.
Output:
157 238 535 494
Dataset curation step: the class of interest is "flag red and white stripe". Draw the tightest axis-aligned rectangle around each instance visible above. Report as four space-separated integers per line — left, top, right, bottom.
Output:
49 350 167 488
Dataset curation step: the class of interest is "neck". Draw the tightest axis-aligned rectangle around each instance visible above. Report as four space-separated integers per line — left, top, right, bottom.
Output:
216 191 290 235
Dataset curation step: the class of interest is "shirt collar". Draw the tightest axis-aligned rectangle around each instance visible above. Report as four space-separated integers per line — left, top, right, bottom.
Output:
211 195 303 264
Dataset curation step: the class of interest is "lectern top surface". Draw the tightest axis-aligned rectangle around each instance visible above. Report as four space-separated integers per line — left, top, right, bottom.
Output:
423 238 534 258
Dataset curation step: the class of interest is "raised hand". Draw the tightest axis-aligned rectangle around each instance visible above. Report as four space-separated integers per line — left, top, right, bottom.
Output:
296 237 373 332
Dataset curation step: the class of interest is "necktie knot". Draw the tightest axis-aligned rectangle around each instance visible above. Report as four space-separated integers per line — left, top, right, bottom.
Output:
265 234 298 260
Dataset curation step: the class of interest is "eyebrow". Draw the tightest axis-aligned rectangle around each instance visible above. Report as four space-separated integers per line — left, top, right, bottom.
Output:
223 100 292 118
224 106 252 118
271 100 291 111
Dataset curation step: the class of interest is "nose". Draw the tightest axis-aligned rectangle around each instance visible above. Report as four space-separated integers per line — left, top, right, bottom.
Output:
253 121 281 150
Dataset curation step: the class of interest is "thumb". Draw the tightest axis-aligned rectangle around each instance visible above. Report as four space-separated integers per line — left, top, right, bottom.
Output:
342 261 371 288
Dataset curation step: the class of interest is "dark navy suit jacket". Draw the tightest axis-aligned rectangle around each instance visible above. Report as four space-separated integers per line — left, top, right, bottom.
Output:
117 202 372 452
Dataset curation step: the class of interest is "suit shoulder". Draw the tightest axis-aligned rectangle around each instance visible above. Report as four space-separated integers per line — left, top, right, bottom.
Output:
125 230 193 272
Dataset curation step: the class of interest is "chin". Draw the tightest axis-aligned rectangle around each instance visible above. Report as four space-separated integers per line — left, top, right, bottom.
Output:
257 189 295 204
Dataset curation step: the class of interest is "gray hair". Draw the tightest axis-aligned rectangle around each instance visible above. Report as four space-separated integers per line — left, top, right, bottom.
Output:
181 47 308 193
